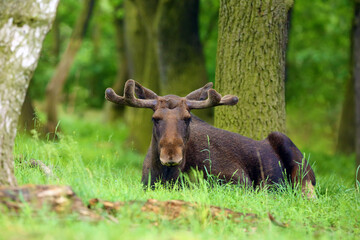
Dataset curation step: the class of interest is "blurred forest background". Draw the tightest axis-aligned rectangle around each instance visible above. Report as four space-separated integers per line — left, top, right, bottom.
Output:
1 1 358 238
21 0 355 177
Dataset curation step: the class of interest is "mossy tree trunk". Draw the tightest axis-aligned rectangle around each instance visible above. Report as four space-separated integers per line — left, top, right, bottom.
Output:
353 0 360 185
215 0 291 140
123 0 208 152
45 0 95 136
0 0 59 186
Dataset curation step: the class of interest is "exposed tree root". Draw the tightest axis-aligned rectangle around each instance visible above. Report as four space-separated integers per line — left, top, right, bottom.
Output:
0 185 259 224
0 185 99 221
88 198 257 222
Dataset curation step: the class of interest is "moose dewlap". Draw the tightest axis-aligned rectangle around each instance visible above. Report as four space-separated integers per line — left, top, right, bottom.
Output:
105 80 316 197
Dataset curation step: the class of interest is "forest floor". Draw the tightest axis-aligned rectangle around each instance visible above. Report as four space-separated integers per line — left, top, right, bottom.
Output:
1 111 359 240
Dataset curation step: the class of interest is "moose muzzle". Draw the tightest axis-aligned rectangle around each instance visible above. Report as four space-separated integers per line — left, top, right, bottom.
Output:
159 139 184 167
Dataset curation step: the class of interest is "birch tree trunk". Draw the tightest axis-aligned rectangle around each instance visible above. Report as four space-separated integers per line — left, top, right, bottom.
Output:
0 0 59 186
215 0 291 140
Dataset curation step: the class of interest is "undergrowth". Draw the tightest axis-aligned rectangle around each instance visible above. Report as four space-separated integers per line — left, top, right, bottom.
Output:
1 113 359 240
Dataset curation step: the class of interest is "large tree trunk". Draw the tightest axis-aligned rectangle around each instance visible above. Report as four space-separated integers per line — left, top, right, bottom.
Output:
337 79 356 154
155 0 210 119
337 1 360 155
214 0 291 140
337 0 360 185
45 0 95 136
123 0 160 152
0 0 59 186
123 0 209 152
354 0 360 185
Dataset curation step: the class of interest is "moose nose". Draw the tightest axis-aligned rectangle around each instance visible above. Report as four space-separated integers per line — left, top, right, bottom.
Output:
161 160 182 167
159 147 183 167
159 157 183 167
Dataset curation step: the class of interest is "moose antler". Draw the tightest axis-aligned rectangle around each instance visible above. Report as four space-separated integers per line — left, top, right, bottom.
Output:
185 82 214 100
105 80 158 109
186 89 238 109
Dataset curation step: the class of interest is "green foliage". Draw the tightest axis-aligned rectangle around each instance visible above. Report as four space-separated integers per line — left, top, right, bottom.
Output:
29 0 355 151
9 0 360 237
7 112 360 239
31 0 118 108
286 0 352 151
199 0 219 84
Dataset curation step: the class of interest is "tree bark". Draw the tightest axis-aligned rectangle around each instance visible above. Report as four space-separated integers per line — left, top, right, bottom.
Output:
45 0 95 136
52 18 60 61
215 0 291 140
19 86 37 133
156 0 207 96
0 0 59 186
155 0 210 119
337 78 355 154
353 0 360 185
123 0 160 152
123 0 209 152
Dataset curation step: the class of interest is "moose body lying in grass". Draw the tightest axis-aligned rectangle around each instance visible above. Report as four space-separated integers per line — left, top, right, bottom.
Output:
105 80 316 197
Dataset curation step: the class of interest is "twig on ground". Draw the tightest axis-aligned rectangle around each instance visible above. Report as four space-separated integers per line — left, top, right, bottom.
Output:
268 212 289 228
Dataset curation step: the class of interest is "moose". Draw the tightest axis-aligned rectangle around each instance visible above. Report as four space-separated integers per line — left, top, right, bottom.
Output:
105 80 316 197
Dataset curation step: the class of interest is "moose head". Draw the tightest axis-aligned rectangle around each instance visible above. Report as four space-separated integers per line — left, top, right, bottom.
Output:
105 79 238 167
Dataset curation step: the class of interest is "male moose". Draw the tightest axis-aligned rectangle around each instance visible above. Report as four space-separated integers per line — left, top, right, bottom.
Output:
105 80 316 197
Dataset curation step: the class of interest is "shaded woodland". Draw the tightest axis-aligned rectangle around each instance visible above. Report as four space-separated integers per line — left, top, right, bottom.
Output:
0 0 359 238
18 0 357 181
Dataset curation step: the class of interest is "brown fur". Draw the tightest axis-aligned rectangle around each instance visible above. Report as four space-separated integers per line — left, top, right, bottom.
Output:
105 80 316 195
142 115 315 190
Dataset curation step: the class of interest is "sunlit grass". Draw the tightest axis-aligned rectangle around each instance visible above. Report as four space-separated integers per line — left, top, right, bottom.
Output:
3 112 359 239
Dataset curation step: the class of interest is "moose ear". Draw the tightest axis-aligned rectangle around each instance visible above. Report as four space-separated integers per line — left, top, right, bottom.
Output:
134 81 158 99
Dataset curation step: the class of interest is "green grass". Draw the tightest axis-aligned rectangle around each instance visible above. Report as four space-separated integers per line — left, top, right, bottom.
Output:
1 112 359 240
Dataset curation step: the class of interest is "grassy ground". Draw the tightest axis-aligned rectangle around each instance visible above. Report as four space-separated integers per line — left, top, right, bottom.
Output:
1 112 359 240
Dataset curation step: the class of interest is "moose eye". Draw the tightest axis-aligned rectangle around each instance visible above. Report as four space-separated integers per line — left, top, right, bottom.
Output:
184 117 191 125
152 118 161 124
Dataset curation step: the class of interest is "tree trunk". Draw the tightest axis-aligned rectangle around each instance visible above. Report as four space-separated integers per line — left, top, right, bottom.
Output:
0 0 59 186
45 0 95 136
214 0 291 140
123 0 160 152
19 87 37 133
52 18 61 61
123 0 209 152
155 0 210 120
337 78 355 154
353 0 360 185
